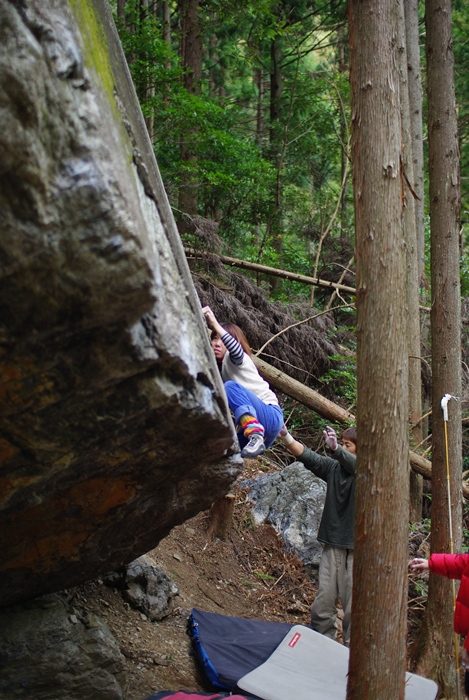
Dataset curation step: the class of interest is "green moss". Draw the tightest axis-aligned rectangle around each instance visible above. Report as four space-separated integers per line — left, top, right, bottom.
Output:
68 0 116 110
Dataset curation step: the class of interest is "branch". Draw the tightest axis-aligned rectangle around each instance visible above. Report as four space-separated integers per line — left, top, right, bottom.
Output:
310 150 350 305
325 256 355 311
254 304 353 357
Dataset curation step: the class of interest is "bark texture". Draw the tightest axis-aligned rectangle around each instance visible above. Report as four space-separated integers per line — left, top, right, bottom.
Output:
413 2 462 694
348 1 409 698
177 0 202 219
397 0 423 521
404 0 426 283
0 0 241 607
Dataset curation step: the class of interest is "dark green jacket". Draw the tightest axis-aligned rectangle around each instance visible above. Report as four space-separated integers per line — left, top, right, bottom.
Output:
298 445 356 549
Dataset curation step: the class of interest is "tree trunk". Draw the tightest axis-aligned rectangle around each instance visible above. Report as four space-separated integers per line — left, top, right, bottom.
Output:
141 0 155 142
117 0 126 23
397 0 423 521
347 1 408 698
178 0 202 224
412 2 462 695
208 11 219 98
162 1 171 101
163 1 171 45
404 1 430 513
336 20 350 228
404 0 426 285
256 68 265 148
266 35 284 291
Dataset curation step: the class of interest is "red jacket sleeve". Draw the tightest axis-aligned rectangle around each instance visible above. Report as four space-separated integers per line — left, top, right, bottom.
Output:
429 553 469 580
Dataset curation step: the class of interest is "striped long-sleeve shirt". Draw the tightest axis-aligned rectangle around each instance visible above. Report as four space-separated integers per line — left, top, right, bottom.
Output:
220 331 279 406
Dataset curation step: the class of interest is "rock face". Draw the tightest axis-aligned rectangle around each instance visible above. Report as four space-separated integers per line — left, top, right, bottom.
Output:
248 462 326 569
0 0 242 607
0 593 126 700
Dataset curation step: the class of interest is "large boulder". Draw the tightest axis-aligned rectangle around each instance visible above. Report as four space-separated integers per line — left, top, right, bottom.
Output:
0 0 242 607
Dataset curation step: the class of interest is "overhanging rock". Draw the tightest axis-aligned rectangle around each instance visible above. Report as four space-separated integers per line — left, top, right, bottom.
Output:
0 0 242 606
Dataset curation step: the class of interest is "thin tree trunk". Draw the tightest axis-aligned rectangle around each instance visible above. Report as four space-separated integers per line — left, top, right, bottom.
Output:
347 1 408 699
208 11 218 97
163 1 171 45
412 2 462 695
162 1 171 101
267 36 283 292
397 0 423 521
336 21 349 227
178 0 202 223
141 0 155 141
404 1 431 499
255 68 265 148
404 0 426 285
117 0 126 23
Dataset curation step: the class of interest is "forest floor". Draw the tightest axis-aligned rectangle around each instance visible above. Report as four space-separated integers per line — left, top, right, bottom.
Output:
70 456 319 700
70 453 429 700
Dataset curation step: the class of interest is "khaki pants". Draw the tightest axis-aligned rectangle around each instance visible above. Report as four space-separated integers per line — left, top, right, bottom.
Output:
311 545 353 645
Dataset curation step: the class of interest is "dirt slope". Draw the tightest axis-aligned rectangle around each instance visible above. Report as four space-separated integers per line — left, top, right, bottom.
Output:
71 458 318 700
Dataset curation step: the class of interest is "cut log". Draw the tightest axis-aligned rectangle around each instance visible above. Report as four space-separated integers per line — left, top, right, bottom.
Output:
207 494 236 540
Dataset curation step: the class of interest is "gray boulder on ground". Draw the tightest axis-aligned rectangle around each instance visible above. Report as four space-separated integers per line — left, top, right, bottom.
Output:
248 462 326 569
107 554 180 622
0 594 126 700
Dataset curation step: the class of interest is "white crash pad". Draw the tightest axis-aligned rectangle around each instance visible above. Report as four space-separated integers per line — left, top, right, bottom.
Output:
237 625 438 700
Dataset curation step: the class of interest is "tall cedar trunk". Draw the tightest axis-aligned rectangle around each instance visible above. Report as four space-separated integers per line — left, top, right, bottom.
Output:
141 0 155 142
404 0 432 458
412 2 462 695
178 0 202 223
117 0 126 22
208 11 218 97
163 1 171 45
397 0 423 521
256 68 264 148
404 0 426 285
163 2 171 102
266 36 283 292
337 21 349 228
347 2 409 699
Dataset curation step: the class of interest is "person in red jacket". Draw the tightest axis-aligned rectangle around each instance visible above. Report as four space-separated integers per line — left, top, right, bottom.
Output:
410 554 469 694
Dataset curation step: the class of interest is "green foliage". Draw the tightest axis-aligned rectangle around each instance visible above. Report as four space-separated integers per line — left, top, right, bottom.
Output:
412 576 429 598
109 0 353 295
254 571 276 581
320 351 357 406
108 0 469 307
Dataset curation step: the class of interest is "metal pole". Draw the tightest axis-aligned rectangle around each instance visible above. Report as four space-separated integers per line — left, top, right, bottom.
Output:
441 393 461 700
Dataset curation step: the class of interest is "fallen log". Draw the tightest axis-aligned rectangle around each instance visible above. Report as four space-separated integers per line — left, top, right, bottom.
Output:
252 356 355 425
185 248 356 296
253 356 469 500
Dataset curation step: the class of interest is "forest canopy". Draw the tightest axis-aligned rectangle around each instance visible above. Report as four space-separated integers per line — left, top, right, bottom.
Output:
110 0 469 300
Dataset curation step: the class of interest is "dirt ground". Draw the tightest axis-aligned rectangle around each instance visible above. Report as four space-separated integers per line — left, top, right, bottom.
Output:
71 457 319 700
